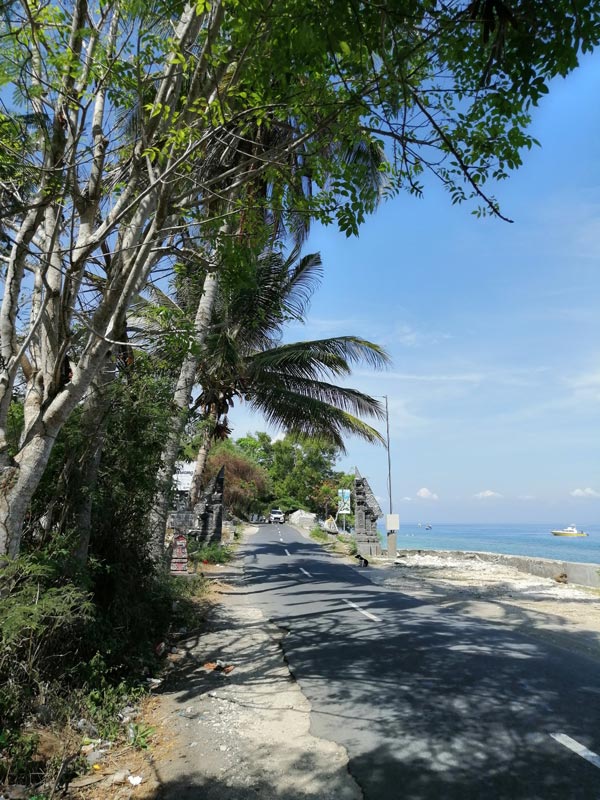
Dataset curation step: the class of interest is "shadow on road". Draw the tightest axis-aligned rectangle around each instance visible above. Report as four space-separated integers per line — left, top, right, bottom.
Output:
141 536 600 800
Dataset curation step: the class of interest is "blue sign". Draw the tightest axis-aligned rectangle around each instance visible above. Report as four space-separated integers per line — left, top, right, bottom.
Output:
338 488 351 514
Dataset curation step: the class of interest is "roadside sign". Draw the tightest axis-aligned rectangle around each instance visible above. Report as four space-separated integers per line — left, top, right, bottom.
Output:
338 488 351 514
386 514 399 531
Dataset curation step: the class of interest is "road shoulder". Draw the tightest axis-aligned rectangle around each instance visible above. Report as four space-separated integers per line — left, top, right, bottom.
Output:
136 599 361 800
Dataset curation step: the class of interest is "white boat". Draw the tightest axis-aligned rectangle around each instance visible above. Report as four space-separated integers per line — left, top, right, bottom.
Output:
551 525 588 537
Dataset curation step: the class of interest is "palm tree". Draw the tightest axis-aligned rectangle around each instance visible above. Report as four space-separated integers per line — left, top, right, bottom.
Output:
143 107 389 554
186 244 389 507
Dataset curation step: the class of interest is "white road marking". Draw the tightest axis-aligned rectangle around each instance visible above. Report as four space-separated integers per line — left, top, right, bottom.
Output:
300 567 312 578
550 733 600 769
285 549 290 556
342 598 381 622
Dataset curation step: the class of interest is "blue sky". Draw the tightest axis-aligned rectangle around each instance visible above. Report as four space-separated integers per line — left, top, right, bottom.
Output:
229 51 600 524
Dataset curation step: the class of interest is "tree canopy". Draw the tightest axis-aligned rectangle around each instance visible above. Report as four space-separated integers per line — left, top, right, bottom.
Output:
236 432 353 517
1 0 600 555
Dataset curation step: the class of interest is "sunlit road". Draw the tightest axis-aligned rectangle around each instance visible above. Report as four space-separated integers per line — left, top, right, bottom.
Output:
237 523 600 799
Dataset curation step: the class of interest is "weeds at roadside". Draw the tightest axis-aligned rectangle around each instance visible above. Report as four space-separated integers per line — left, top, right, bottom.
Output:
338 534 358 556
308 527 358 558
309 527 329 543
0 550 212 791
127 721 156 750
187 541 233 567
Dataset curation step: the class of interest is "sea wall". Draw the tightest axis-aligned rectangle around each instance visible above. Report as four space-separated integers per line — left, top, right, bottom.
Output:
394 549 600 589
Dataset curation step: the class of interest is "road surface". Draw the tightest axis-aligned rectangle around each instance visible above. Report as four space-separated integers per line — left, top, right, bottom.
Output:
238 523 600 799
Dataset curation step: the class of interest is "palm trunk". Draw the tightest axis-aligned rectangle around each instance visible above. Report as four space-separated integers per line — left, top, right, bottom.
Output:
188 409 217 508
148 271 220 561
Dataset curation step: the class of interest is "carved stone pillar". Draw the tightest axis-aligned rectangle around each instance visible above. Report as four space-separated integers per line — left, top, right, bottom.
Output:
354 468 382 557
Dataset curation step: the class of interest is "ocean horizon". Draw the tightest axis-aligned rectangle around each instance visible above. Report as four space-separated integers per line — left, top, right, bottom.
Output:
375 522 600 565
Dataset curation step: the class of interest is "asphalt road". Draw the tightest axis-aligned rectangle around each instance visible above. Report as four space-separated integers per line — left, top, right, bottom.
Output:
239 523 600 800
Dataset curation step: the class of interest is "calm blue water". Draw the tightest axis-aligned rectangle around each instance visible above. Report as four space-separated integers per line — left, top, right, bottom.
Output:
378 523 600 565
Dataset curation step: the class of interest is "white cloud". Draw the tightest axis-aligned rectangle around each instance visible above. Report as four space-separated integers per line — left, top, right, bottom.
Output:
416 487 438 501
395 324 419 348
518 495 535 501
570 487 600 498
378 321 451 350
357 370 482 383
400 496 412 502
566 370 600 404
474 490 503 499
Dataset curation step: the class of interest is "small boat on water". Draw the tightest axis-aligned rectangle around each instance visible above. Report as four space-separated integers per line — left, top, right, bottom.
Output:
551 525 588 537
425 524 432 530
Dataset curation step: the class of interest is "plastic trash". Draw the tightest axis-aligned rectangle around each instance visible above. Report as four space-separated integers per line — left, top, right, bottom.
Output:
203 660 234 674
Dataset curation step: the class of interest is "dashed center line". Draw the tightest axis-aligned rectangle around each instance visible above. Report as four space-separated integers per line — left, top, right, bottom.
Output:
299 567 312 578
342 598 381 622
550 733 600 769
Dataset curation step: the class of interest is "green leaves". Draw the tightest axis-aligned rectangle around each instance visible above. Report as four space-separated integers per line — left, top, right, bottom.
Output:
2 0 599 562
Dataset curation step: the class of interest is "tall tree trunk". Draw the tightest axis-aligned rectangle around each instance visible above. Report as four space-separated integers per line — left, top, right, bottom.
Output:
188 409 218 509
0 430 58 557
71 361 116 565
0 347 110 557
148 271 220 561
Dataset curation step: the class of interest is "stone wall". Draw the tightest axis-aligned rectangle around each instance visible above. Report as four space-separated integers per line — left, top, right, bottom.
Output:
289 510 317 529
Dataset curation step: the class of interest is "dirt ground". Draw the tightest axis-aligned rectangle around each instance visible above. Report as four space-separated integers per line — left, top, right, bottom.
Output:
66 545 600 799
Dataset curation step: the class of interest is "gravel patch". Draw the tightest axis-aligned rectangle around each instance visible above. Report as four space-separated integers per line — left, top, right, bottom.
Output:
364 551 600 660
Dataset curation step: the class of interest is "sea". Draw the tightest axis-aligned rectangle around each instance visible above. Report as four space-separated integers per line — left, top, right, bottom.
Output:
379 522 600 565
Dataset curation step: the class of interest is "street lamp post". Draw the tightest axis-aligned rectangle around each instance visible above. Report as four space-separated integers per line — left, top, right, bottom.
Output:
385 395 392 515
382 395 398 559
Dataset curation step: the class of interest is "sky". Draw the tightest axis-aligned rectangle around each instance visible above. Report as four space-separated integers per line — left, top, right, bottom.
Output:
227 51 600 524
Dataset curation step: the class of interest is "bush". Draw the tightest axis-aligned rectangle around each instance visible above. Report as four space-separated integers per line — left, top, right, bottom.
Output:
0 728 40 785
0 365 212 785
0 552 93 782
0 549 210 783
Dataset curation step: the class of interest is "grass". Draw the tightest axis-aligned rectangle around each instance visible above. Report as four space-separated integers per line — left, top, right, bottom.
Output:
188 541 233 566
309 528 358 558
309 527 330 543
337 534 358 556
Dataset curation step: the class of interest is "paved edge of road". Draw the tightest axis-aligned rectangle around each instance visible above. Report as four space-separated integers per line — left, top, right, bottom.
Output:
144 527 364 800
